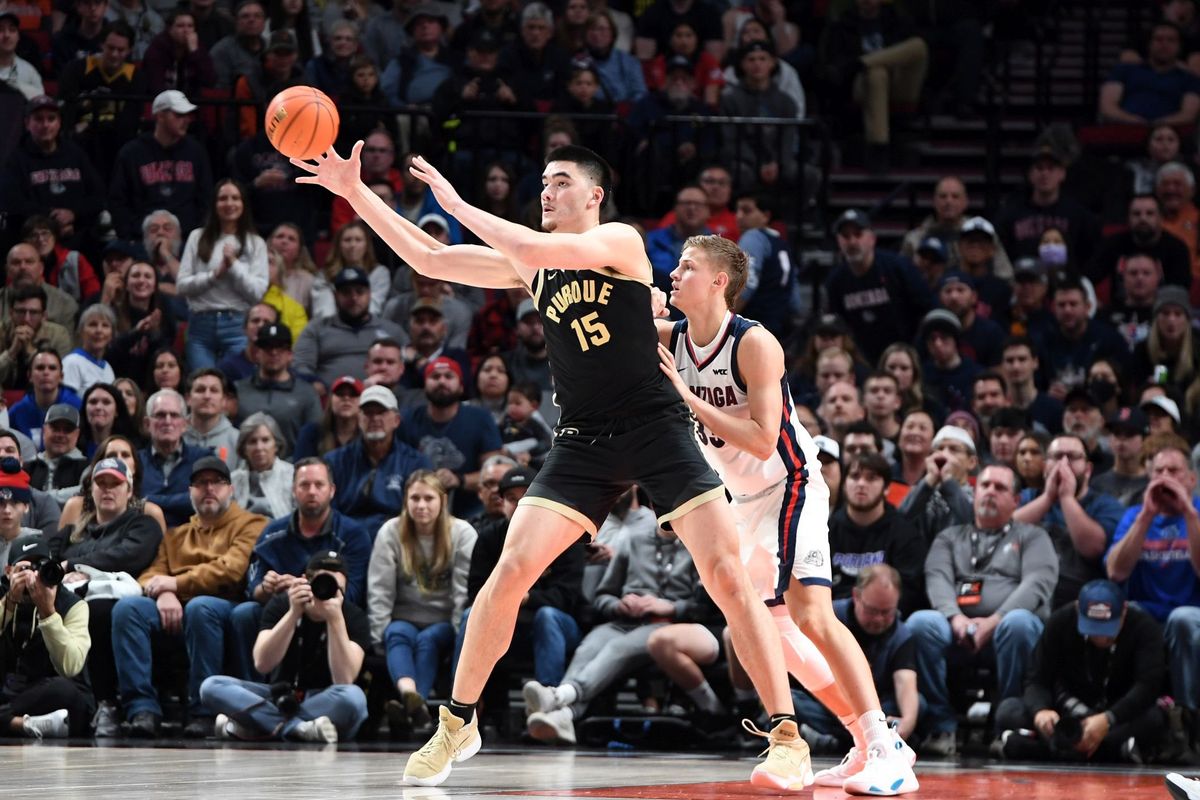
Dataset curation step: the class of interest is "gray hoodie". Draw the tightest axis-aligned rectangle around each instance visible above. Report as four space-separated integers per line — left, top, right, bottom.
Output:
592 526 708 622
925 520 1058 621
185 415 240 469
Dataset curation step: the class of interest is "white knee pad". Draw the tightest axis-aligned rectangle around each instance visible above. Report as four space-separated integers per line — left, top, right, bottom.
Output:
773 611 834 692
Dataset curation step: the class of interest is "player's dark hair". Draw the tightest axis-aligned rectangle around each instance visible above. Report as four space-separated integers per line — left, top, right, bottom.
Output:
545 145 612 209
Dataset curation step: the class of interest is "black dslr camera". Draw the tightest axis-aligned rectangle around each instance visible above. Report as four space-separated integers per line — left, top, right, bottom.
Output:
309 572 339 601
0 559 64 598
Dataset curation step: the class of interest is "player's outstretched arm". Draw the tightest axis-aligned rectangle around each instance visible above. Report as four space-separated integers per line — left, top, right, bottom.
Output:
409 155 649 279
292 144 528 290
658 327 784 461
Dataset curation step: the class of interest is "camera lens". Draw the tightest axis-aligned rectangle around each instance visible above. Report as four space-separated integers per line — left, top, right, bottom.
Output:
310 573 338 601
38 560 64 588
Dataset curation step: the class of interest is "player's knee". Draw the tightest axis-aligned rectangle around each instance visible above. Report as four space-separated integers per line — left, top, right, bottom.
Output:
703 558 749 604
487 554 540 599
794 602 839 647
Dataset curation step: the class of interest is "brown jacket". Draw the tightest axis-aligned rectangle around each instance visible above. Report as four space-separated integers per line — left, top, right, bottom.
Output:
138 501 267 602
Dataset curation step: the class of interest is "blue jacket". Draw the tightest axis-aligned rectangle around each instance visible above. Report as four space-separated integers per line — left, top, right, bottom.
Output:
246 509 372 606
593 48 647 104
9 387 82 449
324 433 432 540
138 441 214 527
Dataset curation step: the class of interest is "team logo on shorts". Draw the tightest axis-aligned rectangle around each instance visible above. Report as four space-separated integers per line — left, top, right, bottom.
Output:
802 550 825 567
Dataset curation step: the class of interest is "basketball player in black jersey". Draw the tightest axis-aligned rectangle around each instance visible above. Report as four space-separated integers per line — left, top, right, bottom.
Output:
292 143 812 789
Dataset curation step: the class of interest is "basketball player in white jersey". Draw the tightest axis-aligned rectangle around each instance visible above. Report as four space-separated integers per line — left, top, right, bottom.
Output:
654 235 919 796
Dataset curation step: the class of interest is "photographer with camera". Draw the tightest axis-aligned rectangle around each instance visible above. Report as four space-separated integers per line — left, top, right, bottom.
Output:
200 551 369 743
995 579 1165 761
1107 433 1200 757
229 458 371 682
1 534 92 739
906 464 1058 757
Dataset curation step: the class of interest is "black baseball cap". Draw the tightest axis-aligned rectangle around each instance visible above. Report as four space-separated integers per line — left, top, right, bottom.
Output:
1105 406 1149 436
468 28 502 52
7 534 50 565
306 550 347 575
499 466 537 493
333 267 371 289
255 322 292 349
190 455 231 483
1063 385 1101 409
833 209 871 234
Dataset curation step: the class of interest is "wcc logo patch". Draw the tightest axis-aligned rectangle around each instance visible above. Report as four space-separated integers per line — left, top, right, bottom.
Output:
802 550 825 567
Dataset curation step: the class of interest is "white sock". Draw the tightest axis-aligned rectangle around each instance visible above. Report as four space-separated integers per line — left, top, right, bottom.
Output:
686 682 724 714
858 710 892 753
734 687 758 703
840 713 866 749
554 684 578 708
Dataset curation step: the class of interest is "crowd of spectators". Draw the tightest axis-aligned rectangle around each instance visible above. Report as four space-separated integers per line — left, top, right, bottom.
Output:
4 0 1200 776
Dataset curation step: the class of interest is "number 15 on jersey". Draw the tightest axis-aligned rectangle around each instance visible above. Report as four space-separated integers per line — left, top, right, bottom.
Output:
569 311 611 351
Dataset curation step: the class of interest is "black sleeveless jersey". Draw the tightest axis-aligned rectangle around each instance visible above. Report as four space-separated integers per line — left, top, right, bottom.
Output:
532 267 680 424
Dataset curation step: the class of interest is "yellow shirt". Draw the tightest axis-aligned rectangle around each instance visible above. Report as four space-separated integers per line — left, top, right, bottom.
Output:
263 285 309 344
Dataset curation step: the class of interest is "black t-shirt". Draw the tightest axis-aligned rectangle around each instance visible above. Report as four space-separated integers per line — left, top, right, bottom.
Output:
259 594 372 691
828 505 928 618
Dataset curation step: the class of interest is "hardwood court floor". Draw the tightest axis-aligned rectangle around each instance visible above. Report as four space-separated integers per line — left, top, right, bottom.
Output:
0 741 1180 799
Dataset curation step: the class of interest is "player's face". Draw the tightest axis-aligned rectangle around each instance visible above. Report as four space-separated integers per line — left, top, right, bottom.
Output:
668 246 719 311
540 161 599 232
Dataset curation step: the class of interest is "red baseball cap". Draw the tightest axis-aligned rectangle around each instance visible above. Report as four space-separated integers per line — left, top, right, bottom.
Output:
330 375 364 395
424 356 463 382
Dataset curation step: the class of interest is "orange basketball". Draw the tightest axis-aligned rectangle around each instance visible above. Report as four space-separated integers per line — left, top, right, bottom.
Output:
265 85 340 160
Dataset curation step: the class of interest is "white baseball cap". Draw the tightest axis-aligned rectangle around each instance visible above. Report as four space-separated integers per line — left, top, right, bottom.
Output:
359 385 399 411
932 425 977 455
152 90 197 115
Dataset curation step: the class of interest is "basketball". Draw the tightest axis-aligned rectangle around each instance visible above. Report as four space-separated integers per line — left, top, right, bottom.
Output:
265 85 339 160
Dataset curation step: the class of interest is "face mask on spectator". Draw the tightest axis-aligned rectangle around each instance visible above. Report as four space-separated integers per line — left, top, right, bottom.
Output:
1039 242 1068 265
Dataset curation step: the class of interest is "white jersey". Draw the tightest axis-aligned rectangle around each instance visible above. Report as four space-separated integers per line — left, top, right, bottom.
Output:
670 312 822 498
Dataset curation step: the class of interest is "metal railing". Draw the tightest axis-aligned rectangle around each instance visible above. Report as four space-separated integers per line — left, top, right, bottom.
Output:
51 91 830 236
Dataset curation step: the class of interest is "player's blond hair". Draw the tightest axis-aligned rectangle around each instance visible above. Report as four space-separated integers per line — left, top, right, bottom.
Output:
684 234 748 309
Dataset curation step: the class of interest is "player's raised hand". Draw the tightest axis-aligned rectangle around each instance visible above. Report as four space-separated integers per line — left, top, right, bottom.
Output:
291 141 364 199
409 155 464 216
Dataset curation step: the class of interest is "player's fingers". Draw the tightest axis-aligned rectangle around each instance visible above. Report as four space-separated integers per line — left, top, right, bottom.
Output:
289 157 318 172
295 176 320 185
349 139 364 162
